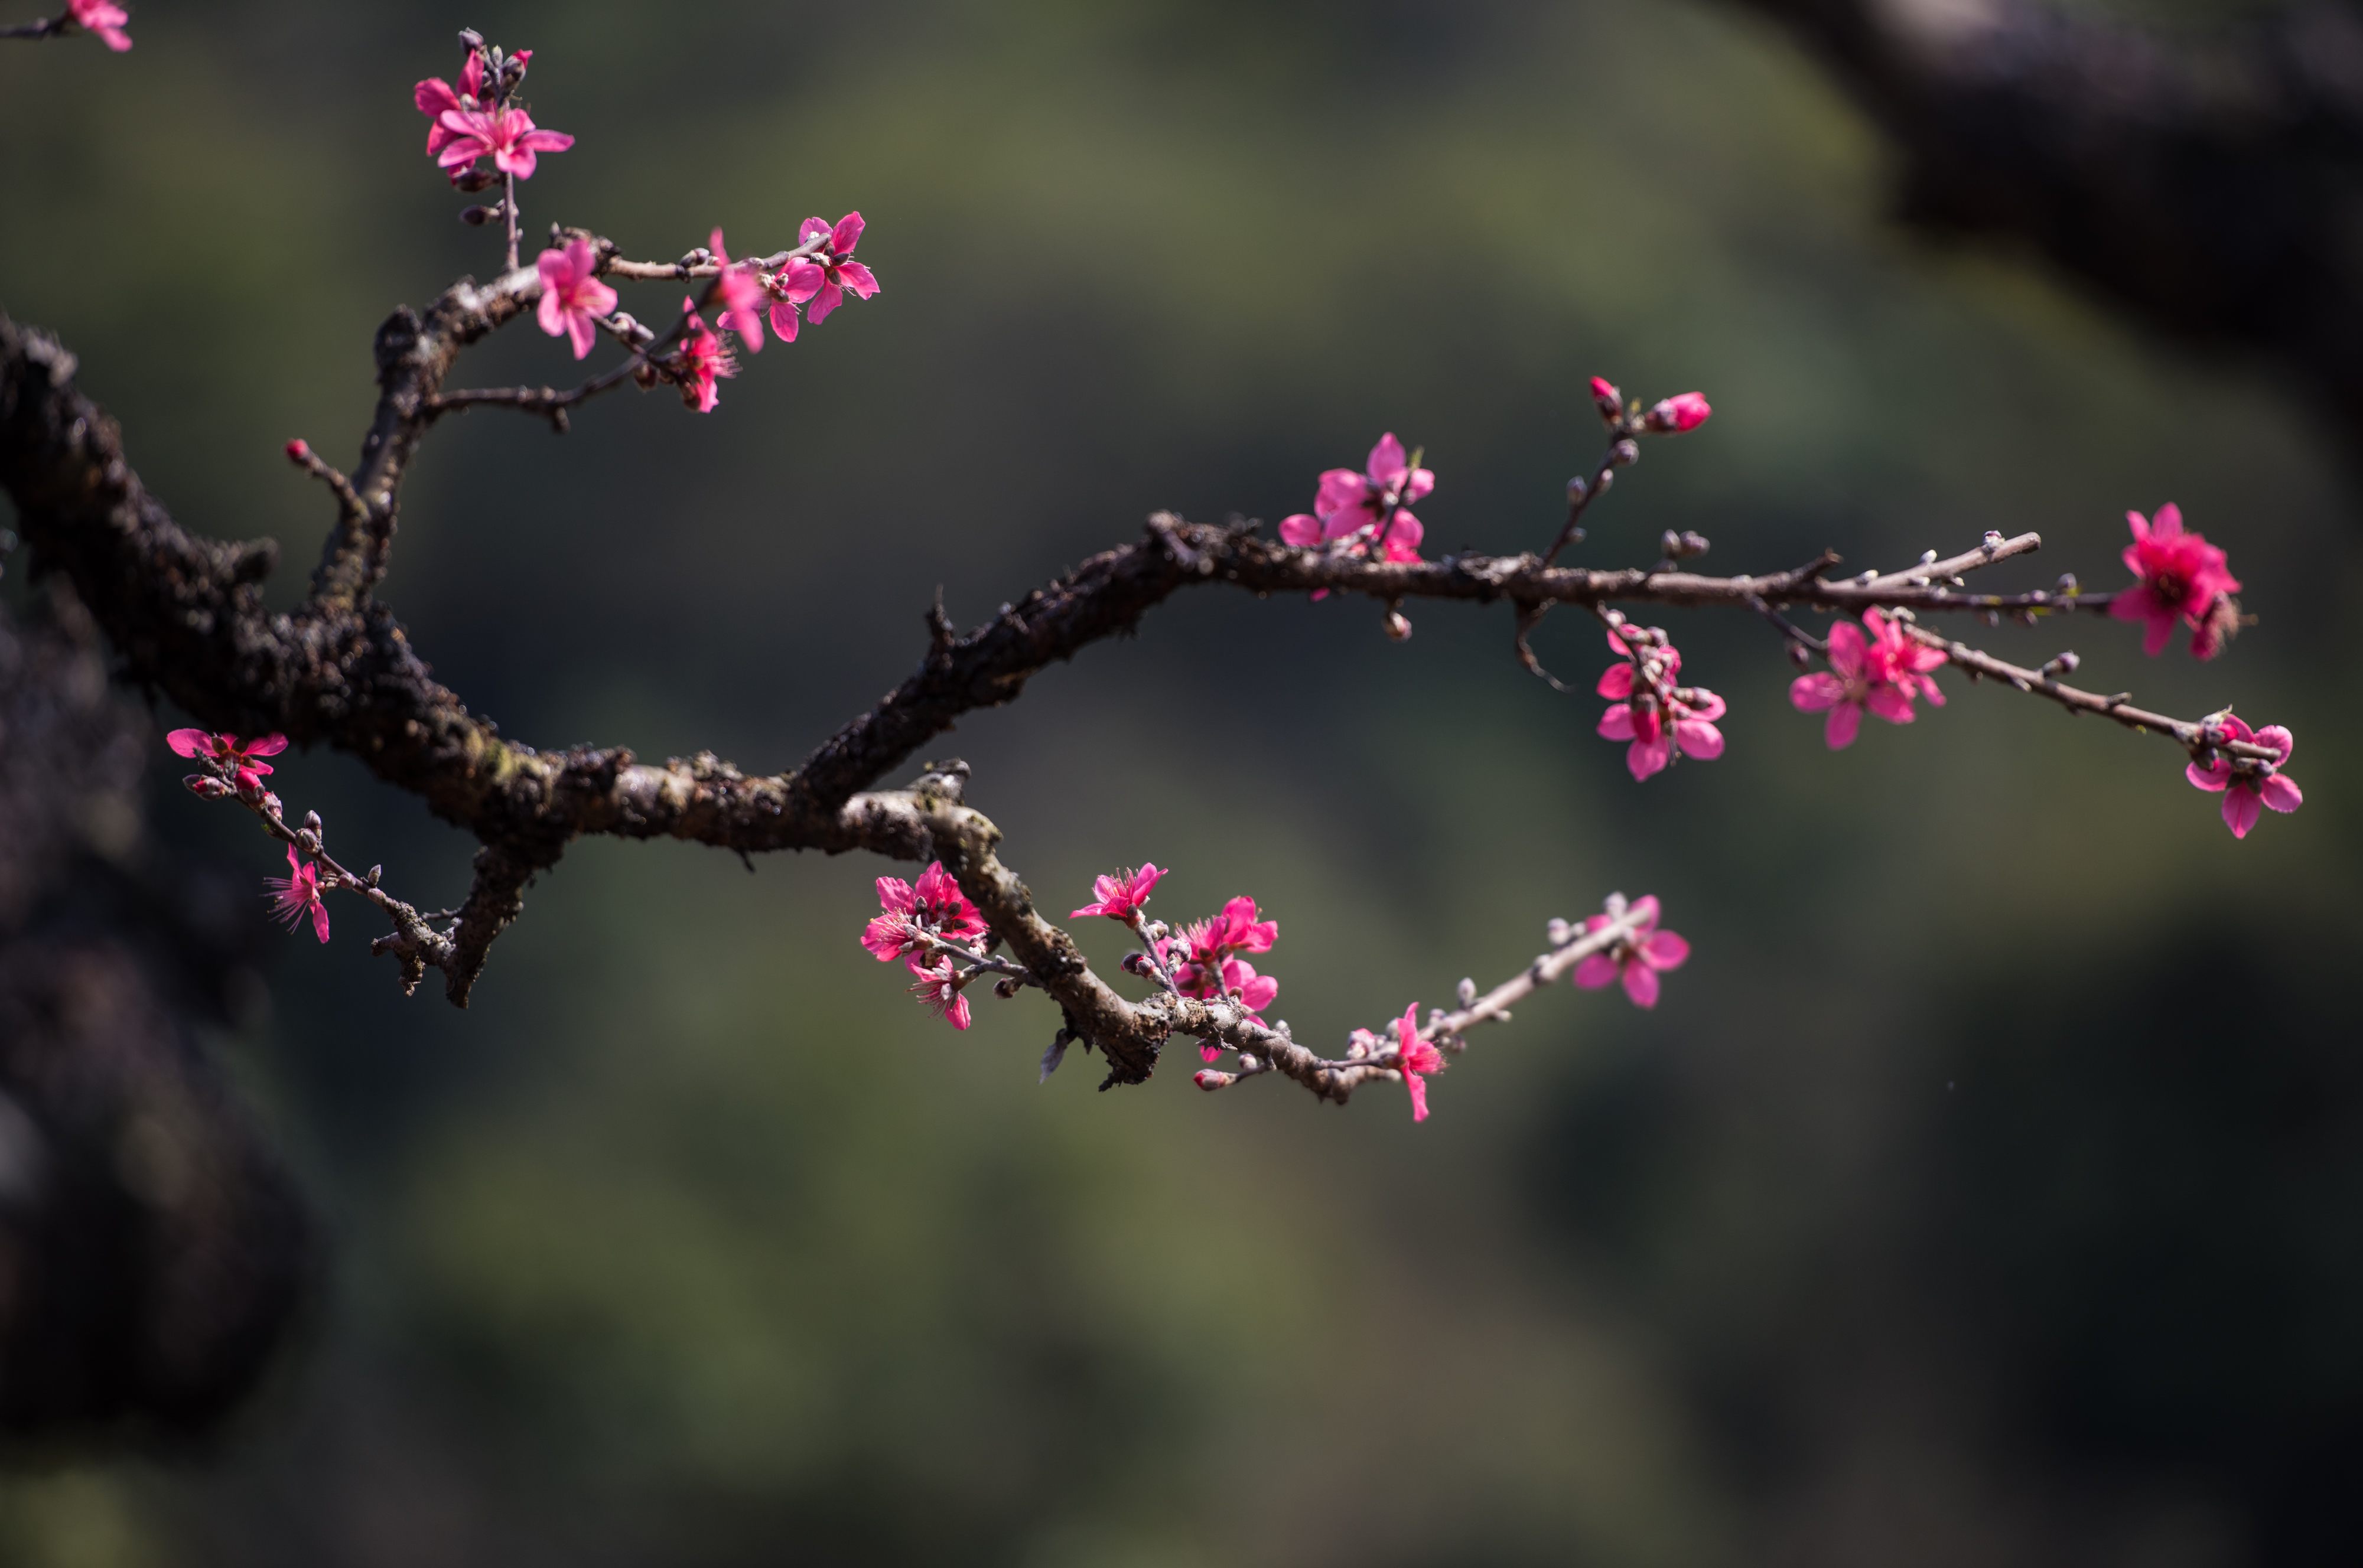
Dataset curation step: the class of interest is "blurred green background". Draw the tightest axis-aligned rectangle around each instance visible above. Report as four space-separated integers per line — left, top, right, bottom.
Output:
4 0 2360 1563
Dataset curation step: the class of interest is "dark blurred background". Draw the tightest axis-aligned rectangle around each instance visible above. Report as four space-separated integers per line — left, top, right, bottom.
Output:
2 0 2360 1563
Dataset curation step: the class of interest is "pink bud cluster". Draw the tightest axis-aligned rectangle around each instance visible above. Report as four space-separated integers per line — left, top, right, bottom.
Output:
1588 377 1713 435
861 863 988 1028
1788 608 1947 749
2111 504 2242 659
1595 623 1726 780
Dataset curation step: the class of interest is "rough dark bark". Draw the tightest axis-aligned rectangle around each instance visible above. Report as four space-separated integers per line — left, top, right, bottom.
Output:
0 582 314 1446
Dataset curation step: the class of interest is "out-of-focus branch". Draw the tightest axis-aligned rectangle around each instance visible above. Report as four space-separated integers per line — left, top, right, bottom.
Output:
1728 0 2363 447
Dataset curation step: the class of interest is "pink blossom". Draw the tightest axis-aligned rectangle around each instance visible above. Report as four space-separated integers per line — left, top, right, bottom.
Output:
1594 628 1724 781
2183 713 2303 839
706 229 773 353
779 213 878 327
68 0 131 51
435 105 574 181
414 51 486 158
2110 504 2242 659
1788 608 1945 749
862 861 986 972
907 959 972 1030
1394 1003 1444 1122
1573 896 1690 1009
1160 896 1281 1047
264 843 330 944
1072 862 1165 922
672 299 738 413
167 729 287 791
534 239 616 360
1642 392 1711 433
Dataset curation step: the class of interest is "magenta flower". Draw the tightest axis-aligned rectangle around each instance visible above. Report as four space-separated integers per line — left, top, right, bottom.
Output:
1594 629 1725 781
1788 608 1946 749
1573 897 1689 1009
167 729 288 791
67 0 132 50
907 959 973 1030
436 105 574 181
1394 1003 1444 1122
705 229 774 354
264 843 331 944
779 213 878 327
863 862 987 972
414 50 486 158
1072 862 1165 922
1160 895 1281 1048
1280 434 1431 562
2110 504 2242 659
672 299 738 413
1642 392 1711 433
534 239 616 360
2184 712 2303 839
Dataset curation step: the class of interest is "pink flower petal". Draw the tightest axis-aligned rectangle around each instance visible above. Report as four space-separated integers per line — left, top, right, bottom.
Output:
1598 664 1636 700
2223 788 2261 839
1573 953 1619 990
1674 718 1723 760
2254 725 2294 764
1825 622 1867 680
767 301 801 343
831 212 865 254
1620 960 1661 1009
837 260 880 298
1824 702 1861 750
1865 684 1916 725
166 728 210 758
1641 930 1690 970
2260 774 2303 813
1279 513 1323 547
1626 734 1671 781
1597 705 1638 742
1789 673 1843 713
2185 759 2229 793
1367 433 1407 483
2152 502 2182 539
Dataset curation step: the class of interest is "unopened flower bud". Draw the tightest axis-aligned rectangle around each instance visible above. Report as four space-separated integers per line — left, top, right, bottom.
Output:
460 204 498 227
1120 951 1152 976
457 27 484 48
1193 1070 1233 1091
1642 392 1711 433
1788 640 1812 668
302 810 323 834
994 977 1021 999
450 166 499 194
1604 891 1629 919
283 438 311 463
1589 375 1623 422
183 774 232 799
1456 977 1477 1006
366 865 383 887
2041 651 2080 676
1611 438 1640 467
296 828 320 855
1982 530 2005 549
1546 917 1572 946
1143 920 1169 943
1237 1053 1260 1073
2055 572 2079 595
1567 475 1588 504
1383 609 1413 641
1919 549 1939 566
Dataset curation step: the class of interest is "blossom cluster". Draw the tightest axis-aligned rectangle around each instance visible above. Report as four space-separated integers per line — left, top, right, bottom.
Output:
414 41 572 186
860 863 988 1028
168 729 333 943
1596 622 1726 780
1788 607 1946 749
1278 433 1431 569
